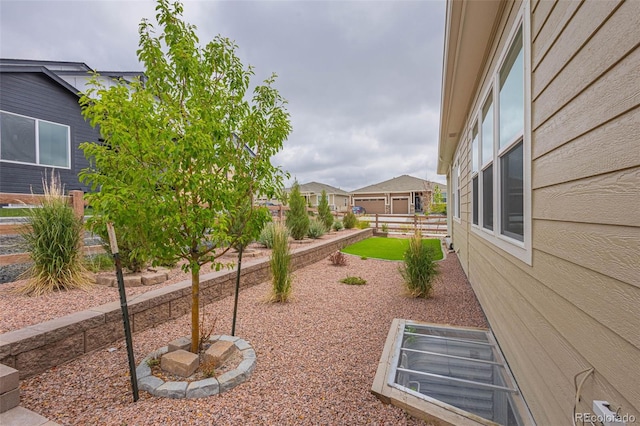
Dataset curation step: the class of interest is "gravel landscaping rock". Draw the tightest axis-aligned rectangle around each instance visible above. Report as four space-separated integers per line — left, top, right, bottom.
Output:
3 232 487 425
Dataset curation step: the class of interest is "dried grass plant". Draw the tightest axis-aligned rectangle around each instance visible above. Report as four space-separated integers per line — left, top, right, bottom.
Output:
17 173 93 296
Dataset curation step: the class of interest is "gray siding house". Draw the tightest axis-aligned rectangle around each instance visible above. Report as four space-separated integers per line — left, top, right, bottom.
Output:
0 59 142 194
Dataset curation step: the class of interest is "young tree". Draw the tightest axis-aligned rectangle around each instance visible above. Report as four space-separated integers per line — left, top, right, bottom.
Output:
286 181 309 240
79 0 291 353
317 190 333 231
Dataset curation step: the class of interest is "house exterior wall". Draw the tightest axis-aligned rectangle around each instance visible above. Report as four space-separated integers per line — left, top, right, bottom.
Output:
0 72 99 194
445 1 640 424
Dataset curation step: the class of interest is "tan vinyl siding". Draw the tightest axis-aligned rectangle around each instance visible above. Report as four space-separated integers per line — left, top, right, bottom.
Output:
449 0 640 423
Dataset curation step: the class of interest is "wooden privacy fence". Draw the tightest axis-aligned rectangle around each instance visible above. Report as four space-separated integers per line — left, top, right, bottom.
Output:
0 191 104 266
359 213 448 235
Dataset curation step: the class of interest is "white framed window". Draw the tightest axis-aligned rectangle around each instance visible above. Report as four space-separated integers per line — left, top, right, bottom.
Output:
471 123 479 226
469 2 531 265
0 110 71 169
452 157 460 221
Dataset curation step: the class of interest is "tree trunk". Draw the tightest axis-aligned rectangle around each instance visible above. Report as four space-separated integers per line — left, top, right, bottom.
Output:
191 267 200 353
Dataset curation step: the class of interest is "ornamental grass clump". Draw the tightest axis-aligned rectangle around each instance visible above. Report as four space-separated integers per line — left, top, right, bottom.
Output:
307 218 326 239
400 230 439 298
18 175 93 296
269 223 292 302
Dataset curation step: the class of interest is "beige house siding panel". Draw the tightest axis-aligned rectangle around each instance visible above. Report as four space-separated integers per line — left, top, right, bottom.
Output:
530 0 555 42
533 46 640 159
533 168 640 227
534 1 638 124
471 239 640 422
532 0 626 102
469 243 570 425
532 106 640 188
531 250 640 350
534 220 640 286
531 0 581 70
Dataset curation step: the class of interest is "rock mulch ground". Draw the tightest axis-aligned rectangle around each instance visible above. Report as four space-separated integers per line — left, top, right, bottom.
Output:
15 245 488 425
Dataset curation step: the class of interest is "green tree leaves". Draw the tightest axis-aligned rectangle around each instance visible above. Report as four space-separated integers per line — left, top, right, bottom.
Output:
79 0 291 351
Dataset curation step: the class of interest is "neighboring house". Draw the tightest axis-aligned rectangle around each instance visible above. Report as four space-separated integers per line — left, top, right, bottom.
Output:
438 0 639 424
287 181 350 212
0 59 144 194
350 174 446 215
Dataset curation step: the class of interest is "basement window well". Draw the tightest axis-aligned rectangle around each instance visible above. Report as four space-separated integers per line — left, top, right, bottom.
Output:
372 320 534 426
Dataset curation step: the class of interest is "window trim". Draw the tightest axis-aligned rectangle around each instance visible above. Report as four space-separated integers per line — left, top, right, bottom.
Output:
468 2 532 265
0 110 72 170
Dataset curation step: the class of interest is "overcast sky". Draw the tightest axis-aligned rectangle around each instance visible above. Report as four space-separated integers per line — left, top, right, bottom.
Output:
0 0 446 191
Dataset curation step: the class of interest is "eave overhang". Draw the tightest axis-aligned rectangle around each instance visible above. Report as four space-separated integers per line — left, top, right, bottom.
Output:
437 0 504 175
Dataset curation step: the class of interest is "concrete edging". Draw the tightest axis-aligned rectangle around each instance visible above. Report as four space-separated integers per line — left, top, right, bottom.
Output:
137 335 256 399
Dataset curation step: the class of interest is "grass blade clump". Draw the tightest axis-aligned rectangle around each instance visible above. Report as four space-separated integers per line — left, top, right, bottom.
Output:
18 174 93 296
269 223 292 302
307 218 326 239
400 231 439 298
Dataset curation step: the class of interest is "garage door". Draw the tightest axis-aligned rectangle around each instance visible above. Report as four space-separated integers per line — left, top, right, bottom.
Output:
355 199 385 214
392 198 409 214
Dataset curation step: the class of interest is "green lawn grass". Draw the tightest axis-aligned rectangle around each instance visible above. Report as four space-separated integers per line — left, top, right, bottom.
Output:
341 237 443 261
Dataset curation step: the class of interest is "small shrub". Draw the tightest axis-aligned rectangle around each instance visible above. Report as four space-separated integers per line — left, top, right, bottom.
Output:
340 276 367 285
307 218 326 239
258 222 287 248
269 223 292 302
286 181 310 240
200 359 216 378
381 223 389 232
86 253 114 272
318 190 334 231
356 219 370 229
343 211 357 229
332 220 344 231
329 250 347 266
18 174 93 296
400 230 439 298
146 356 160 367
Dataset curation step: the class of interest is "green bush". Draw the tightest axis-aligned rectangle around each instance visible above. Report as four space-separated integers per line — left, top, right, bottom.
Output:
269 223 292 302
381 223 389 232
86 253 114 272
318 190 333 231
307 218 326 239
356 219 370 229
343 211 357 229
286 181 310 240
91 221 149 272
340 276 367 285
399 231 439 298
19 175 93 296
332 220 344 231
258 221 288 248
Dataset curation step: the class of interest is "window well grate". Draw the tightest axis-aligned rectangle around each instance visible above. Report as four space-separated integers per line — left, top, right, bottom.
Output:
372 320 535 426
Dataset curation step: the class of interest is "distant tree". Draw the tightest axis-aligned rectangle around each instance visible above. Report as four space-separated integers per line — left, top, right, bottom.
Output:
286 181 310 240
430 185 447 215
318 190 333 231
79 0 291 353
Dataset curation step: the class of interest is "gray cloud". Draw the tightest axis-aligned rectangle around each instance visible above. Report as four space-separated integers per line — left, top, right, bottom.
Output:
0 0 446 190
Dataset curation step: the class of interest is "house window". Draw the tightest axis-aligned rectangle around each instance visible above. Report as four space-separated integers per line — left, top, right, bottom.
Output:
471 124 479 226
452 159 460 219
498 27 524 241
466 7 530 264
0 111 70 168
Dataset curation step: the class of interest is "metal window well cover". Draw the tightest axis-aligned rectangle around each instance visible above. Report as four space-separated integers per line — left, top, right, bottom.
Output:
371 319 535 426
